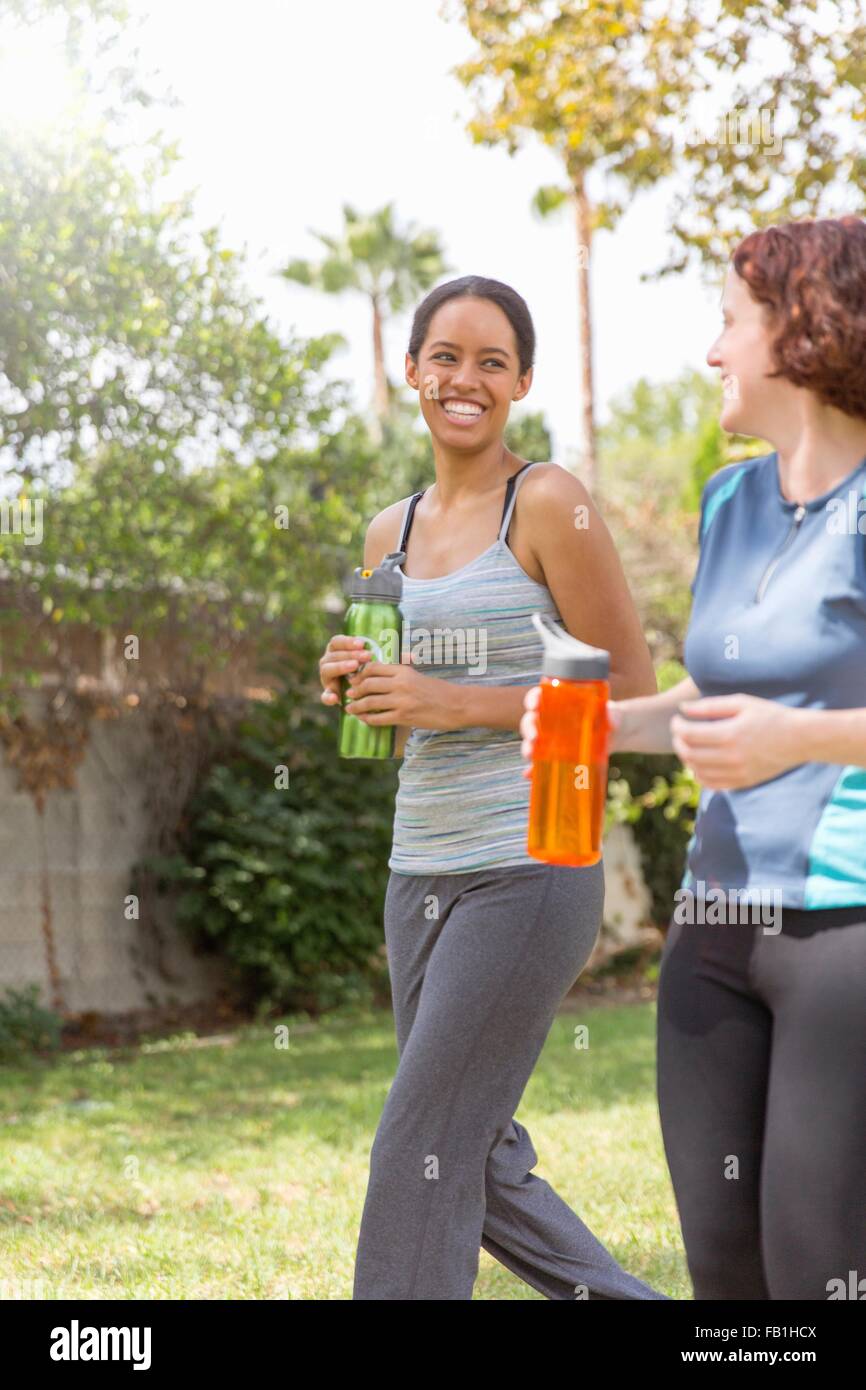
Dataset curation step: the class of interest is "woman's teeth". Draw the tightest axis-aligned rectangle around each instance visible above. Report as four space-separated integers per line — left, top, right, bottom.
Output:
441 401 485 422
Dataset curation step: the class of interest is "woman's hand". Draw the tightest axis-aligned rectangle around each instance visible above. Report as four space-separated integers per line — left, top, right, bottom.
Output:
670 693 801 789
604 700 641 755
519 685 540 779
319 634 374 708
519 687 627 781
344 650 460 731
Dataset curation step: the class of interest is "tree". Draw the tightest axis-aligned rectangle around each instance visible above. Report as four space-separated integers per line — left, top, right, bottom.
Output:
505 409 553 464
0 120 375 699
598 366 768 509
598 368 726 508
685 414 726 514
0 0 173 121
280 204 449 441
449 0 703 490
447 0 866 487
653 0 866 281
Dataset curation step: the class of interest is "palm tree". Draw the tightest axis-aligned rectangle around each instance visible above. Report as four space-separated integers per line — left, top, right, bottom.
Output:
281 204 449 438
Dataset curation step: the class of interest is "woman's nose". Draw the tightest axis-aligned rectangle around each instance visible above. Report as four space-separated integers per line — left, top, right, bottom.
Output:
450 364 480 390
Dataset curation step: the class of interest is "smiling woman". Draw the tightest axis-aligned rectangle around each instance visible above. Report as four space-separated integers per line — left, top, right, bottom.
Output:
518 216 866 1304
322 274 666 1302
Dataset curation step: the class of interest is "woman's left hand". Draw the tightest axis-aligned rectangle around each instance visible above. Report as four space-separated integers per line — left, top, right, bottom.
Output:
670 693 801 790
344 650 459 731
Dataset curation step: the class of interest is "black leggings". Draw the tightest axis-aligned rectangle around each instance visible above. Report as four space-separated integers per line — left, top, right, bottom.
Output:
656 901 866 1300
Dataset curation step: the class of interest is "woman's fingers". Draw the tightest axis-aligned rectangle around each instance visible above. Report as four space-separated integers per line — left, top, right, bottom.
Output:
319 635 373 704
519 687 543 774
322 653 368 681
520 736 535 779
321 636 368 674
519 704 537 775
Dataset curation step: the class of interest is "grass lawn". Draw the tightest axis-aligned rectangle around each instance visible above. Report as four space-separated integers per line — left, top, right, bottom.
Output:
0 998 690 1300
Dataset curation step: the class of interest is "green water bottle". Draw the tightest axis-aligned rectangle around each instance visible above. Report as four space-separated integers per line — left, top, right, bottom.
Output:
338 550 404 759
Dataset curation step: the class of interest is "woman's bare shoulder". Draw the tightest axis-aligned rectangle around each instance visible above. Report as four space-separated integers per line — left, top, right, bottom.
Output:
517 461 593 509
364 493 421 567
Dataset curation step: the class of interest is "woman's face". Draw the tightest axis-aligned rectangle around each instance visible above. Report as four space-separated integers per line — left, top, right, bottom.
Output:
707 264 781 438
406 296 532 448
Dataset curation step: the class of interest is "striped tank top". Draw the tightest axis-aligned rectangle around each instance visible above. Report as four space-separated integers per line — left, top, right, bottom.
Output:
388 460 564 874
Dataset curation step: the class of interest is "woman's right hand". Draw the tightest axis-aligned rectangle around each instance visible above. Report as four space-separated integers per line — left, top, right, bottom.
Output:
519 689 639 780
605 700 633 753
319 634 373 708
519 685 542 779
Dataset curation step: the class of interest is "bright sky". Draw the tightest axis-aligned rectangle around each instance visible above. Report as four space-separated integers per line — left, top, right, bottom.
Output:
10 0 737 463
127 0 738 463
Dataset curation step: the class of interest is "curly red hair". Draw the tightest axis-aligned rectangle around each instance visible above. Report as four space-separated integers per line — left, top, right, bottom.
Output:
732 216 866 421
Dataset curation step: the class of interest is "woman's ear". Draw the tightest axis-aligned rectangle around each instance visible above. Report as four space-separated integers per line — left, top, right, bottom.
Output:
512 366 533 402
405 352 419 390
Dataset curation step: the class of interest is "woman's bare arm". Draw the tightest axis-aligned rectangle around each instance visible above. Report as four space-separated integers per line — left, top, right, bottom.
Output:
515 465 657 701
613 674 702 753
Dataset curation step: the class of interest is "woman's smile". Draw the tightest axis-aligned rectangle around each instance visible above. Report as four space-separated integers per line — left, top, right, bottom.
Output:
439 397 488 425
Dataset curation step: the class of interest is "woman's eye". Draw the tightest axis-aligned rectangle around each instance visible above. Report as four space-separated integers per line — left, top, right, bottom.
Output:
431 352 504 368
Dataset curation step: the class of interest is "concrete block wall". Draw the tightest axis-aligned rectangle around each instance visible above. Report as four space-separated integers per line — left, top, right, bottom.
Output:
0 693 232 1016
0 693 657 1017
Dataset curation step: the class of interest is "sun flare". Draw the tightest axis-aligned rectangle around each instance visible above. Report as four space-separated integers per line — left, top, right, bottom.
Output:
0 25 81 132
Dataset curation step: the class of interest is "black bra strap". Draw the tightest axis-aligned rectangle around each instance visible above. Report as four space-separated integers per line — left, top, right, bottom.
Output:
499 460 536 533
397 490 426 554
399 461 536 555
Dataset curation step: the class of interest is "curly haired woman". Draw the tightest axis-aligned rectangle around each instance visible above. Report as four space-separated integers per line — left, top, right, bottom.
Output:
522 215 866 1300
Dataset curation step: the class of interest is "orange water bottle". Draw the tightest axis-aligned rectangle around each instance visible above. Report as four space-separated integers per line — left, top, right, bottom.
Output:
527 612 611 867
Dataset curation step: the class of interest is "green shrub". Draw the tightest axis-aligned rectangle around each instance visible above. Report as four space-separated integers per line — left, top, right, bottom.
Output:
0 984 62 1061
606 752 700 925
146 691 398 1015
605 657 701 925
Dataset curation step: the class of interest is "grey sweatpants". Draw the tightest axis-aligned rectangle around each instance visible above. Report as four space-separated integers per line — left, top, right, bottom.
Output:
352 859 668 1300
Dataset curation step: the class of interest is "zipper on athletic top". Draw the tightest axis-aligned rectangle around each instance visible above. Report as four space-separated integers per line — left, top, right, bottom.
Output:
754 504 807 603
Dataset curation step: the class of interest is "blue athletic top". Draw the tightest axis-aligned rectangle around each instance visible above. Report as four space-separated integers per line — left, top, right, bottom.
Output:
681 449 866 909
